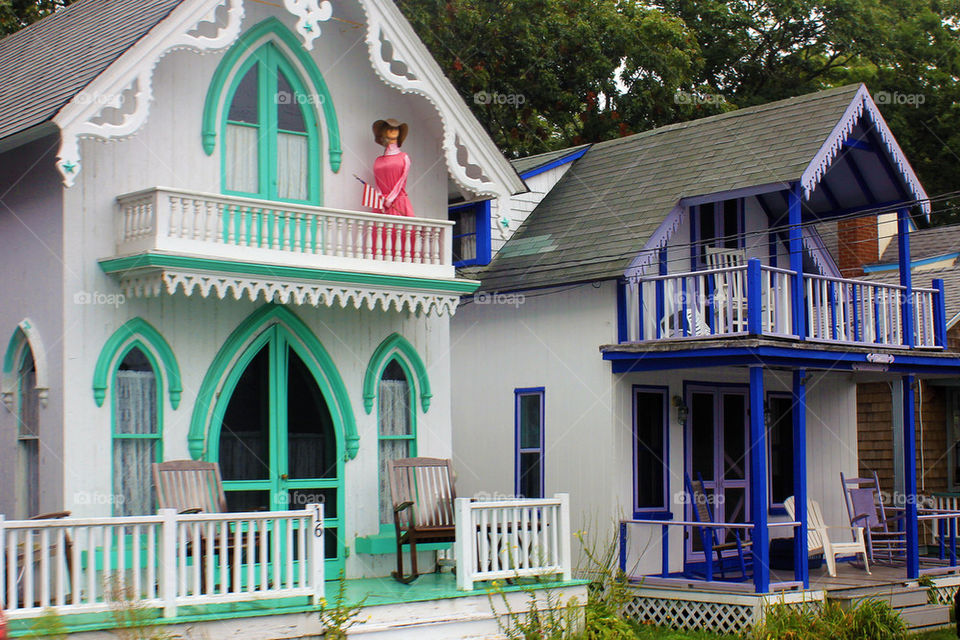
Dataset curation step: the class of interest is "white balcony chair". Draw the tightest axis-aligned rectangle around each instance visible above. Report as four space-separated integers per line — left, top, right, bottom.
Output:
784 496 870 577
705 247 747 333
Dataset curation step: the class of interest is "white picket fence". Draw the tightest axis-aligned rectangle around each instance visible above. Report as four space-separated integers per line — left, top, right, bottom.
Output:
116 187 455 278
454 494 572 591
0 506 324 619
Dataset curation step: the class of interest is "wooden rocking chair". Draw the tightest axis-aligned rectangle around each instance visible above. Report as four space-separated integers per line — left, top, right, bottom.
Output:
388 457 457 584
841 471 906 564
152 460 227 514
685 473 752 580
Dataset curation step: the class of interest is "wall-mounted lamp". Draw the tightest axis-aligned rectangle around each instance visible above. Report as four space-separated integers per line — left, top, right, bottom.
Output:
672 395 688 426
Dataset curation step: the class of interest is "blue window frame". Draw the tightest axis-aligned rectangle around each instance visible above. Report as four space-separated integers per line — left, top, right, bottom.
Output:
767 392 794 513
450 200 492 267
633 386 669 517
515 387 544 498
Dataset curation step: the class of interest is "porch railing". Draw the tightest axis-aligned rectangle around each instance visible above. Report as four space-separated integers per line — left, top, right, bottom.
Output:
116 187 455 278
623 258 946 349
0 506 324 619
454 494 572 591
618 518 801 594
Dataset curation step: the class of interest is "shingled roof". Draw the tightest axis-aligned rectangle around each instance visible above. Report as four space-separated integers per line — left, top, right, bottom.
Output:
877 223 960 264
510 144 590 176
0 0 184 141
476 84 866 293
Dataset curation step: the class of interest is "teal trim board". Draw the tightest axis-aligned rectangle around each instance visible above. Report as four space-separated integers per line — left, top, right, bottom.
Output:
93 318 182 409
202 17 342 172
362 333 432 414
98 253 481 294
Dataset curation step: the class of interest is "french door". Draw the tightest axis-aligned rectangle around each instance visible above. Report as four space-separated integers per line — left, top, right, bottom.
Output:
215 325 342 569
685 385 749 561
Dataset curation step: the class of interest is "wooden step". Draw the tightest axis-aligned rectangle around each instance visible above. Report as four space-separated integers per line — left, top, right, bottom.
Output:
827 586 928 609
897 604 951 630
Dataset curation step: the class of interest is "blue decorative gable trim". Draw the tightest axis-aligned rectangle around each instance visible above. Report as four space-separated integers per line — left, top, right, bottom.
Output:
519 146 590 180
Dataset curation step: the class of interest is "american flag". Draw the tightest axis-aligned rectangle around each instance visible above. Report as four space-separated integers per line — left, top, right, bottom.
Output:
356 175 384 210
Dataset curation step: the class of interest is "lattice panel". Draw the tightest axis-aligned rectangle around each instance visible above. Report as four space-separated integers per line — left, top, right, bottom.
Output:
931 584 958 606
623 597 757 634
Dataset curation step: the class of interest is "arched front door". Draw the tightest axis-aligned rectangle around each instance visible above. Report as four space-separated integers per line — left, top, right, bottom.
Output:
208 323 343 572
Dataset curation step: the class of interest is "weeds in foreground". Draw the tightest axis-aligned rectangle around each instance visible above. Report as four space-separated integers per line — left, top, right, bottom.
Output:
23 608 67 639
105 574 178 640
318 569 368 639
752 599 906 640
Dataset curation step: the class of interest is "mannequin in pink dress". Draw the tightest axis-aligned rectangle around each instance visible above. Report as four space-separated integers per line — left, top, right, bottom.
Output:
372 119 414 258
372 118 414 217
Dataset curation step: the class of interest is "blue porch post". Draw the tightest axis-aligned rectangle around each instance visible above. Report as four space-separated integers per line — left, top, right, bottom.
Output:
747 258 762 335
788 184 806 339
903 374 919 578
933 278 947 348
749 365 770 592
792 369 809 588
898 208 914 347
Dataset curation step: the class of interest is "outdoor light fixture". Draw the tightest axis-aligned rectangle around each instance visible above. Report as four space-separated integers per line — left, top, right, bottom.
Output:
672 395 688 425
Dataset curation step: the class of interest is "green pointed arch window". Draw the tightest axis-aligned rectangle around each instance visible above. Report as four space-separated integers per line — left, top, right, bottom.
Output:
222 43 321 203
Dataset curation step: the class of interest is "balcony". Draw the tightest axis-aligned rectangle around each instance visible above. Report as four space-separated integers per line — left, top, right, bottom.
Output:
100 188 477 315
622 259 946 349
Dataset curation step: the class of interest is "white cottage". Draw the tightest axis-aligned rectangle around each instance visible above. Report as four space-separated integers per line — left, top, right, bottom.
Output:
0 0 584 636
453 85 960 633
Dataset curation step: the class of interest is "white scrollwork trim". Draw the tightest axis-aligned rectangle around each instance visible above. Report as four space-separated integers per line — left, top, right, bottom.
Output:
114 270 461 317
358 0 520 204
283 0 332 50
55 0 245 186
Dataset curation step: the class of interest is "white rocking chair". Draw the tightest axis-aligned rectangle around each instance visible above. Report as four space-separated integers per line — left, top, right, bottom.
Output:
784 496 870 577
704 247 747 333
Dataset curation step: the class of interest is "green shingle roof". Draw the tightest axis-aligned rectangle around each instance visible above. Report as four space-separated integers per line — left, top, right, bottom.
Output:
477 84 865 292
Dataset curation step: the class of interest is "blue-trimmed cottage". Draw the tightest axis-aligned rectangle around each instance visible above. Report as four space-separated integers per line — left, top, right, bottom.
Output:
0 0 586 636
452 84 960 632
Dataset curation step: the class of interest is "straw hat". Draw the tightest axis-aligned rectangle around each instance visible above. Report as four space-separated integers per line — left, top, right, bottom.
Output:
372 118 408 147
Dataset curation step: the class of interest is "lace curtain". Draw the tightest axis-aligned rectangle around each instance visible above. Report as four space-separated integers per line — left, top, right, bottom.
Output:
113 370 158 516
277 133 308 200
378 380 411 525
225 124 259 193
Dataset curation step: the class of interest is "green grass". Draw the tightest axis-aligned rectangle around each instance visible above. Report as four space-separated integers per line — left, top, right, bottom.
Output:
912 630 956 639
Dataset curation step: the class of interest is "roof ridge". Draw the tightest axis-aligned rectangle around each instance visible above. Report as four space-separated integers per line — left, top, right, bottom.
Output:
589 83 864 152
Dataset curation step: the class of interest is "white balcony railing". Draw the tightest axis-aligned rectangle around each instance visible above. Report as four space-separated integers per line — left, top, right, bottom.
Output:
116 188 455 279
454 493 572 591
624 260 945 349
0 507 324 619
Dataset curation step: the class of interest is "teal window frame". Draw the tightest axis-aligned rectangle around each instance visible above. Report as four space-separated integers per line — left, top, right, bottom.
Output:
221 43 322 204
376 356 418 530
110 343 164 517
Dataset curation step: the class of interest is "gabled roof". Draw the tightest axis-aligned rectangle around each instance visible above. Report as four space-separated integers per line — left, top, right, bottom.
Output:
510 144 590 177
877 224 960 265
476 84 927 293
0 0 183 142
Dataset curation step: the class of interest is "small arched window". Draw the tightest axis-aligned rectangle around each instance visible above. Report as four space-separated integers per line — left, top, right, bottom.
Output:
223 43 319 203
377 359 416 525
112 347 161 516
16 347 40 518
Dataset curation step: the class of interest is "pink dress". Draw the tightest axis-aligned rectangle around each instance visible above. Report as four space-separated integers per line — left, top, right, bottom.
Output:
373 144 414 217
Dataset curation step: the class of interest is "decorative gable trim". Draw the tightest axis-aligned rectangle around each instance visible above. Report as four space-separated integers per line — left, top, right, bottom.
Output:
625 205 683 278
53 0 245 186
801 84 930 215
802 226 842 278
358 0 525 202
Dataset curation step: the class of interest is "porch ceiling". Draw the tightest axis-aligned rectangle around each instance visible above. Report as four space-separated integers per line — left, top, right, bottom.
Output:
602 337 960 375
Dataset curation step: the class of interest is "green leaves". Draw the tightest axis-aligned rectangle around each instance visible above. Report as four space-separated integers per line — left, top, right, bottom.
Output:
0 0 74 37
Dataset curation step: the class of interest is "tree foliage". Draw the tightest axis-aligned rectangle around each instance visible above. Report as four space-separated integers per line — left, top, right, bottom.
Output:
399 0 960 222
0 0 74 37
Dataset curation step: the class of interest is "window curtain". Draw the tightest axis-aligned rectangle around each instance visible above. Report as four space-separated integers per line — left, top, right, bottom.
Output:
17 359 39 518
277 133 308 201
460 212 477 260
225 124 259 193
378 379 411 525
113 370 158 516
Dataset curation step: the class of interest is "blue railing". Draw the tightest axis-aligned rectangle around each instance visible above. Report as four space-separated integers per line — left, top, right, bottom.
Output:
623 258 946 349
